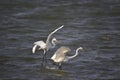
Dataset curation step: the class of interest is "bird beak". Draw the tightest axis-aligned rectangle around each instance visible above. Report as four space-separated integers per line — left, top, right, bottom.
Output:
81 47 87 52
56 39 61 43
32 45 37 54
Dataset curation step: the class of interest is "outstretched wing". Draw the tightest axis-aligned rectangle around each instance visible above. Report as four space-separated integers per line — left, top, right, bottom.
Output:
46 25 64 45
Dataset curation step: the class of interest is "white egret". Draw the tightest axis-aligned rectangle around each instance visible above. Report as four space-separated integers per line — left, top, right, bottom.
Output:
51 46 83 69
32 25 64 66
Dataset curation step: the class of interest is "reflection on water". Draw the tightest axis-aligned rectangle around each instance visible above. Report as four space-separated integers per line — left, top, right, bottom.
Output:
0 0 120 80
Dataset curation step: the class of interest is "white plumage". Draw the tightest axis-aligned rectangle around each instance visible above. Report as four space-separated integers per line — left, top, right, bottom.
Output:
32 41 46 54
32 25 64 66
51 46 83 69
32 25 64 54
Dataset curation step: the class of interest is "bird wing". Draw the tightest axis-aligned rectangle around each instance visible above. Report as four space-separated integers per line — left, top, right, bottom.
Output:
51 46 71 63
46 25 64 45
32 41 46 53
32 45 37 53
34 41 46 48
51 52 65 63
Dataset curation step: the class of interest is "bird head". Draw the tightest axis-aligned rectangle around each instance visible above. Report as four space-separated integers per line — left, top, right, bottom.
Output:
78 47 83 50
52 38 61 44
75 47 83 53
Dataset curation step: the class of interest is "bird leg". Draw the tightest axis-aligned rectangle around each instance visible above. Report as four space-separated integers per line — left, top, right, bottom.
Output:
43 49 48 64
44 52 47 64
41 50 47 67
41 55 45 67
58 63 62 70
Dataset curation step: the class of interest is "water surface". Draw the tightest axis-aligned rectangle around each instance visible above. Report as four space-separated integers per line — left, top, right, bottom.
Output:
0 0 120 80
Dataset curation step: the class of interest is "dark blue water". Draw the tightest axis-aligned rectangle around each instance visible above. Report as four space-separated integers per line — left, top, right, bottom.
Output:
0 0 120 80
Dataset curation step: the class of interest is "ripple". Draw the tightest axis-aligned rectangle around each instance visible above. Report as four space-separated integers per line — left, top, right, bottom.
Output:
0 0 120 80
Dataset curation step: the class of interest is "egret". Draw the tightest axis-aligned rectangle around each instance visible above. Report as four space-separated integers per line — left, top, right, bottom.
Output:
32 25 64 66
51 46 83 69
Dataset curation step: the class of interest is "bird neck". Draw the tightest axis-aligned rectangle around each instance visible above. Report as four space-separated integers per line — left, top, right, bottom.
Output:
51 39 56 48
67 48 81 59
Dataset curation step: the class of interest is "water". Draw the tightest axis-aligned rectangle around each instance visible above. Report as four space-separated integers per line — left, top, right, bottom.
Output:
0 0 120 80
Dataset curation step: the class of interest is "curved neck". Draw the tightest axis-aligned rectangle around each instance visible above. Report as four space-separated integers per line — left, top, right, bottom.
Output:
68 48 82 59
51 39 56 48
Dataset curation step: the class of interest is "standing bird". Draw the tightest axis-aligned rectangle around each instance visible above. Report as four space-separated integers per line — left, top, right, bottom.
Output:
32 25 64 66
51 46 83 69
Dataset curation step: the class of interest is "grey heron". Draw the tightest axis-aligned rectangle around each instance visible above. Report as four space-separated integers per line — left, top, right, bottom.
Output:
32 25 64 66
51 46 83 69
